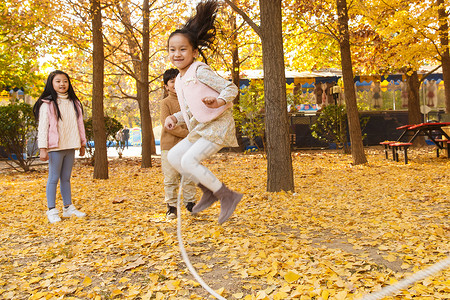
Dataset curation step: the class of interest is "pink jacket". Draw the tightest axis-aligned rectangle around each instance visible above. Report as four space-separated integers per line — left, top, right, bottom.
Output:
42 99 87 149
175 61 232 127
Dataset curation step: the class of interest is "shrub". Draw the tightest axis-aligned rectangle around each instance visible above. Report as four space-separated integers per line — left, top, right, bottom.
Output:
233 80 265 150
311 104 369 153
0 102 38 172
84 116 123 160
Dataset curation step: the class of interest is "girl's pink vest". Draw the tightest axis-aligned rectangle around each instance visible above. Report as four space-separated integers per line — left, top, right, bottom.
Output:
175 61 232 127
42 99 86 149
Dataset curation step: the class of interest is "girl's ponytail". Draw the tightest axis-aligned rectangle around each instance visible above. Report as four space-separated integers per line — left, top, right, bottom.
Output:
169 0 218 63
185 0 218 50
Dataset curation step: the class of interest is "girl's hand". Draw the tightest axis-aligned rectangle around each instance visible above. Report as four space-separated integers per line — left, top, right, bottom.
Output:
80 146 85 157
40 148 49 161
164 115 178 130
202 97 226 108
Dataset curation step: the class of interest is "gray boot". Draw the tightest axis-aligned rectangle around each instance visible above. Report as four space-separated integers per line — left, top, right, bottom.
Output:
192 183 218 214
214 184 243 224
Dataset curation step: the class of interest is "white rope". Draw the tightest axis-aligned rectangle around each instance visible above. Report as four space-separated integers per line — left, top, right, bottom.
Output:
177 176 227 300
361 256 450 300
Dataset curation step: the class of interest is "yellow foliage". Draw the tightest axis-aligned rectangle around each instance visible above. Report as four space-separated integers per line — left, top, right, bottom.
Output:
0 150 448 299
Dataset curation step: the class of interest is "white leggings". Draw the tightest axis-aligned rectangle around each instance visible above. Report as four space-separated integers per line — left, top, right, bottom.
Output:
167 137 222 193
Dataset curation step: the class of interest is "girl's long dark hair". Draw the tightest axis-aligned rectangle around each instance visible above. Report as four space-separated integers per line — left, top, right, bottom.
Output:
33 70 83 121
168 0 218 63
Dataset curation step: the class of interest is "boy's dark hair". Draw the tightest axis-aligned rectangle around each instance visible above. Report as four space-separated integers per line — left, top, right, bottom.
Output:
163 68 180 85
33 70 82 121
168 0 218 63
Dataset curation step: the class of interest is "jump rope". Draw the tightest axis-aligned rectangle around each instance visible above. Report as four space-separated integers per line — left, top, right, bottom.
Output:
177 176 227 300
176 177 449 300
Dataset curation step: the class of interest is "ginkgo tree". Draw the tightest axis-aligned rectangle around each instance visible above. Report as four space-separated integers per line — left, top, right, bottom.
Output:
282 0 367 164
102 0 159 167
0 0 49 96
355 0 450 123
225 0 294 192
91 0 108 179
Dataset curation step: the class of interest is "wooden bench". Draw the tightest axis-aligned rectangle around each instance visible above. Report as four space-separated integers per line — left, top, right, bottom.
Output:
378 124 414 163
380 141 397 159
389 142 413 164
435 139 450 158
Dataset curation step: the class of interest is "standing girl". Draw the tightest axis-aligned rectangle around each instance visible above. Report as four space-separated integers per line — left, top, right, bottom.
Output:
33 70 87 223
165 0 242 224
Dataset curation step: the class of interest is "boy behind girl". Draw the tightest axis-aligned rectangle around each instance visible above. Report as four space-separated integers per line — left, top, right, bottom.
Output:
160 68 196 219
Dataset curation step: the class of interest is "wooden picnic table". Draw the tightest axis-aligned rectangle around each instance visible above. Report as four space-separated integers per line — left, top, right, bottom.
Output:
380 122 450 163
404 122 450 146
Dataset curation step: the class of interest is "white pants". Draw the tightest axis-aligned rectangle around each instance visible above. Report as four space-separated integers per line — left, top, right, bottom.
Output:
161 150 196 206
167 137 222 193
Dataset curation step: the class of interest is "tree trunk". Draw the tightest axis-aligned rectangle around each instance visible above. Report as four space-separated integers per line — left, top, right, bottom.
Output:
406 71 422 125
336 0 367 165
120 0 155 167
405 70 426 146
140 0 155 168
260 0 294 192
437 0 450 113
91 0 108 179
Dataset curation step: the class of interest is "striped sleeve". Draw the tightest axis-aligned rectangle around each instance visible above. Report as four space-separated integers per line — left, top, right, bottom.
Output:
196 65 238 103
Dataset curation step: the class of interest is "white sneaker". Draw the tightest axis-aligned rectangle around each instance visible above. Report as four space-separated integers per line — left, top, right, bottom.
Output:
46 208 61 223
63 204 86 218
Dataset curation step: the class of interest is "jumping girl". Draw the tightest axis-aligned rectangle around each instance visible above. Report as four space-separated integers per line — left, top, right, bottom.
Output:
164 0 242 224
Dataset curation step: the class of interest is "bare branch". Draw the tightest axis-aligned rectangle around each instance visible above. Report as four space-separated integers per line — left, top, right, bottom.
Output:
419 64 442 83
223 0 262 37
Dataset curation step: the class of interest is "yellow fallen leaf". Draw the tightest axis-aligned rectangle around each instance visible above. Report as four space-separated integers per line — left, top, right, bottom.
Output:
256 291 269 300
57 265 68 273
149 273 159 285
279 284 292 293
39 279 52 288
141 291 152 300
127 285 140 297
389 278 399 284
216 287 226 296
83 276 92 287
284 271 301 283
273 292 289 300
111 289 123 297
29 277 42 284
118 277 129 283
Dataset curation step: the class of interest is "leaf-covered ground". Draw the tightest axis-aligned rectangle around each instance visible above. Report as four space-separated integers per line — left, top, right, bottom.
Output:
0 147 448 300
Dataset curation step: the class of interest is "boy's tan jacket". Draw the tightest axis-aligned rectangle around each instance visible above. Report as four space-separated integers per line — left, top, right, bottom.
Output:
160 91 189 151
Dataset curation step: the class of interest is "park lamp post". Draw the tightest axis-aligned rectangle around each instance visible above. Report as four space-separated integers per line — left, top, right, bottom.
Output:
332 85 342 105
